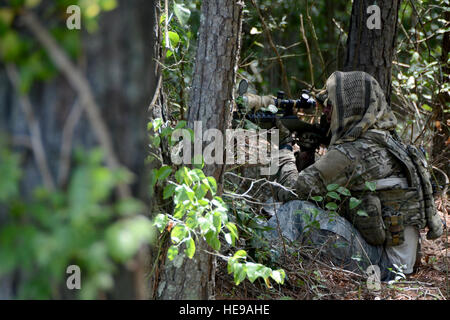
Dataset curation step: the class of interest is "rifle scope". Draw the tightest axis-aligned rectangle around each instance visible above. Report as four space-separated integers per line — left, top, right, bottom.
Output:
275 91 316 116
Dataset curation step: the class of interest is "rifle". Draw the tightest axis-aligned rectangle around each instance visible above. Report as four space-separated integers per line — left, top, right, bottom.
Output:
233 79 331 171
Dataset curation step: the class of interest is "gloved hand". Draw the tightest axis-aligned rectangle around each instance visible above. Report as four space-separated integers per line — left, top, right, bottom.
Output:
275 118 293 147
244 93 276 111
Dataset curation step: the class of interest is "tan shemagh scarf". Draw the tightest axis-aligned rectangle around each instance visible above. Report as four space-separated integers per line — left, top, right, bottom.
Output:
324 71 397 146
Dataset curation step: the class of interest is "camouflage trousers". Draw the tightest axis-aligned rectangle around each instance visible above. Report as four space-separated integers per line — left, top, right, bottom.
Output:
264 200 396 281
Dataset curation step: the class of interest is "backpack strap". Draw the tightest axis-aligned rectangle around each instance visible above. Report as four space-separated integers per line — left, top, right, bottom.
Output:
362 130 443 240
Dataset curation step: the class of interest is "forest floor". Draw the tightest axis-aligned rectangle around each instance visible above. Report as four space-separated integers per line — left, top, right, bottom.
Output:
216 198 449 300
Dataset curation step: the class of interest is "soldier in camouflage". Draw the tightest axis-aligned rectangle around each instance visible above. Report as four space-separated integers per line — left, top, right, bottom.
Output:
267 71 443 280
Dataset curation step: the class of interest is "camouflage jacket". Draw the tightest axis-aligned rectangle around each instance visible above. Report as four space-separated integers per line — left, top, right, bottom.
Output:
275 130 426 230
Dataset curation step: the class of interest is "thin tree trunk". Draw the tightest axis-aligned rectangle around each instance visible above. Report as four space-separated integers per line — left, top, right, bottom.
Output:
344 0 401 103
433 11 450 175
156 0 243 300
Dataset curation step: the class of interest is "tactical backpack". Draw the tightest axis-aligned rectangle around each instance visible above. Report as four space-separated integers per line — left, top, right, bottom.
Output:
357 129 444 246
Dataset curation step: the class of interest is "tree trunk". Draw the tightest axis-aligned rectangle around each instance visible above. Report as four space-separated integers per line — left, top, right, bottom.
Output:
344 0 401 103
155 0 243 300
0 0 157 299
187 0 243 182
432 11 450 176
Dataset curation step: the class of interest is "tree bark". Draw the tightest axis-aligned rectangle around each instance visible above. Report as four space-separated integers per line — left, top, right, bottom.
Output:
432 11 450 176
344 0 401 103
187 0 243 182
156 0 243 300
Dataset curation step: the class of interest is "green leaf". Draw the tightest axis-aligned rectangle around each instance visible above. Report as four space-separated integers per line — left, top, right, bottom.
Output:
226 222 239 240
192 154 204 169
167 245 178 261
0 8 15 26
198 217 211 234
153 214 168 232
0 31 24 62
194 183 208 199
152 118 163 131
160 126 173 138
325 202 338 210
337 186 351 196
171 224 187 244
163 184 176 199
349 197 362 209
246 263 261 283
206 177 217 195
260 266 273 279
100 0 118 11
175 168 185 184
191 169 207 181
205 230 220 251
116 198 145 216
233 250 247 260
270 270 285 284
212 197 227 210
153 135 161 148
311 196 323 202
106 216 155 262
185 238 195 259
421 104 433 112
156 166 172 182
168 31 180 48
365 181 377 192
182 167 192 185
175 120 187 130
174 185 194 204
185 216 198 230
233 263 247 285
357 210 368 217
326 184 339 191
326 191 341 201
173 2 191 26
212 211 222 233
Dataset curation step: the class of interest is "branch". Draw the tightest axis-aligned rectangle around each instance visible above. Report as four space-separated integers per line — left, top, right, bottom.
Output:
21 11 130 199
300 14 314 87
250 0 292 97
224 171 299 199
58 101 83 187
305 1 325 82
5 64 56 191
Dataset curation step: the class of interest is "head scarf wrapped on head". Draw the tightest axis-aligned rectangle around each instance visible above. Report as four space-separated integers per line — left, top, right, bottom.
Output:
324 71 397 146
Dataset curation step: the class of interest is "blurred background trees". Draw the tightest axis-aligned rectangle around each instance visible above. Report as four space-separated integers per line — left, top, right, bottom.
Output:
0 0 158 299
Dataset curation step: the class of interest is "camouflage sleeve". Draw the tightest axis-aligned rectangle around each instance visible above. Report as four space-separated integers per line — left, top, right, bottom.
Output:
276 148 353 202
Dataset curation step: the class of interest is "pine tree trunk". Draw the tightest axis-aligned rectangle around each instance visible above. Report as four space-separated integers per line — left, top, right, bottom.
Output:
155 0 243 300
432 11 450 176
344 0 401 103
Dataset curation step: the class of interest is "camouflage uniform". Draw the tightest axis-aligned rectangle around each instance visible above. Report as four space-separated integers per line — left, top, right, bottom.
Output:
264 200 393 279
273 71 443 275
